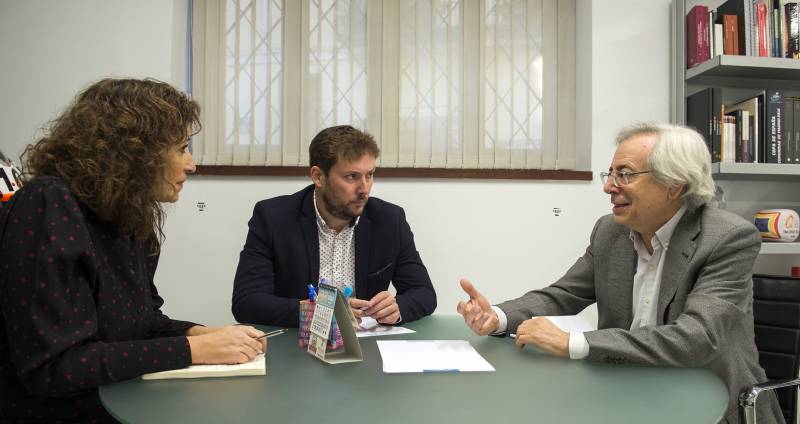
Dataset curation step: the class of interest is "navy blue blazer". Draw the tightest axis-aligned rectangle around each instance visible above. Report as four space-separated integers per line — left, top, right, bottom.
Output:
232 185 436 327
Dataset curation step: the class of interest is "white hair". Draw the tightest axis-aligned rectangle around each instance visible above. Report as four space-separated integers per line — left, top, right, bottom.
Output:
615 122 714 209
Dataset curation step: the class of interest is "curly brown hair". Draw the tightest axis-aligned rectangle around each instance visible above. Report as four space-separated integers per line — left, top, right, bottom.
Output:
23 78 200 242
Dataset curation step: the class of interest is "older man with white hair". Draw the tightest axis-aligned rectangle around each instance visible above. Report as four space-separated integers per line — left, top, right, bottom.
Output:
457 123 782 423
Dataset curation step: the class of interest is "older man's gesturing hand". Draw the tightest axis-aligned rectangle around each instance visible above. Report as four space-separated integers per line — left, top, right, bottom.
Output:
456 278 499 336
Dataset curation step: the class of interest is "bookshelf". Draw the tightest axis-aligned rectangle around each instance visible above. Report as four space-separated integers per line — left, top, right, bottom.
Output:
672 0 800 262
760 242 800 254
685 55 800 82
712 162 800 179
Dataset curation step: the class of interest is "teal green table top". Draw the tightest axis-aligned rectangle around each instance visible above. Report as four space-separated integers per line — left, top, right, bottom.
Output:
99 315 728 423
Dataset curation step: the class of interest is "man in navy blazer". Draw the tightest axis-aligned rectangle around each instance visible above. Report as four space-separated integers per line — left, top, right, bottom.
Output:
232 125 436 328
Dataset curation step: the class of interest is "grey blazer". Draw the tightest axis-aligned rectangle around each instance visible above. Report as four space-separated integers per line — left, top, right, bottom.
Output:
497 205 782 424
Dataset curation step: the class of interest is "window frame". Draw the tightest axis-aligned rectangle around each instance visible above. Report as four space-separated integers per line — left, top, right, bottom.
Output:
190 0 589 180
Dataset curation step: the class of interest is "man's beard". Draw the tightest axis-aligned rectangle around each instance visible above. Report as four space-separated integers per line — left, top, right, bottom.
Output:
321 188 366 221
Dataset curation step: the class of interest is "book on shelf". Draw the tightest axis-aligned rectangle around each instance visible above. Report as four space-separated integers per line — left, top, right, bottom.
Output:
686 88 712 153
748 0 756 55
788 2 800 58
688 5 711 68
725 107 749 162
714 22 725 56
687 87 723 162
765 90 784 163
691 0 800 60
724 14 741 54
685 89 800 164
791 97 800 163
785 97 795 163
725 94 763 163
772 0 782 57
757 2 769 56
716 0 751 55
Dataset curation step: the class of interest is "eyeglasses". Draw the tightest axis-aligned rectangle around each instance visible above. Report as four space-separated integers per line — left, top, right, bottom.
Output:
600 170 651 187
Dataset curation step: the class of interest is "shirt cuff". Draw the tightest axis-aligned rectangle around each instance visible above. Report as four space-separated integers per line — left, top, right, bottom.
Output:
491 306 508 335
568 332 589 360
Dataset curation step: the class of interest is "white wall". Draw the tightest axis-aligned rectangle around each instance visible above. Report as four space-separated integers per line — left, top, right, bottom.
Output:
0 0 674 326
0 0 190 160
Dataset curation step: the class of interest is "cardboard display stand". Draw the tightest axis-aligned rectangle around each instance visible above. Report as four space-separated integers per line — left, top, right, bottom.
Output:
307 282 363 364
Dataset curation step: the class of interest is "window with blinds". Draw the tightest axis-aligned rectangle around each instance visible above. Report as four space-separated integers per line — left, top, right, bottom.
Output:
191 0 576 171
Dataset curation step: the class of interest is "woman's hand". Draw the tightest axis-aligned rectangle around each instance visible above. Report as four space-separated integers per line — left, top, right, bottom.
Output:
187 325 267 364
185 325 218 336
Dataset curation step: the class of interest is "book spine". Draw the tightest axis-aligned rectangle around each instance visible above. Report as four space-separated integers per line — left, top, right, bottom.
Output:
765 90 782 163
783 97 793 163
713 88 723 162
721 117 727 162
749 112 757 162
765 1 773 56
687 5 709 67
756 95 763 164
772 1 781 56
777 96 783 163
787 3 800 58
734 110 750 162
753 0 760 55
731 111 738 162
794 99 800 163
709 11 717 57
736 110 745 162
780 0 787 57
687 7 698 67
745 0 753 55
686 88 713 159
724 115 732 162
704 10 712 61
758 2 769 56
725 15 740 54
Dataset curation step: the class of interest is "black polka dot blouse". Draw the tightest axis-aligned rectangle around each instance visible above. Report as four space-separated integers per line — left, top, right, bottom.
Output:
0 176 197 423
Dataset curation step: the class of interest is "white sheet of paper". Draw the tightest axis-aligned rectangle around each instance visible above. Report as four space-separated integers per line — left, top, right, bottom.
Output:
356 324 416 338
141 354 265 380
542 315 595 333
376 340 495 373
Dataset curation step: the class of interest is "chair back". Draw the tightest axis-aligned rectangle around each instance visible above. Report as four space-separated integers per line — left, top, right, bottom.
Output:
753 273 800 424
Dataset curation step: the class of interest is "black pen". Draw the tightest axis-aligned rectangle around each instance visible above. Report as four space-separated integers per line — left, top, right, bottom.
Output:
256 328 288 340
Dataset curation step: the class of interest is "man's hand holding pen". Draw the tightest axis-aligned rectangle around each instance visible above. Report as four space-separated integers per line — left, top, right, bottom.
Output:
348 291 401 324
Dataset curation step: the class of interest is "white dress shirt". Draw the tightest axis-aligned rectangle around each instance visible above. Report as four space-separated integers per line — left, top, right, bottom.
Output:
313 191 402 323
313 190 358 293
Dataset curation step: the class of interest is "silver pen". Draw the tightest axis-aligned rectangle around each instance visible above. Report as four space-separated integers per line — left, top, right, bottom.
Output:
256 328 288 340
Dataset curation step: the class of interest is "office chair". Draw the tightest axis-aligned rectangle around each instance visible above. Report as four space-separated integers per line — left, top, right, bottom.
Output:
739 274 800 424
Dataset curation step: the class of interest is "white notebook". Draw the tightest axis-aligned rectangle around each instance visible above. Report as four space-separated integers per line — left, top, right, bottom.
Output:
141 353 266 380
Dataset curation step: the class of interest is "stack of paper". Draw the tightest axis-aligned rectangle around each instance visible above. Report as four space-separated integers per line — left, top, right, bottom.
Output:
141 353 266 380
376 340 495 373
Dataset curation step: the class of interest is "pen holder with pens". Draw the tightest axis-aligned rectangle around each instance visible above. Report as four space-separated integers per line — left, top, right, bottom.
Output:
298 300 344 350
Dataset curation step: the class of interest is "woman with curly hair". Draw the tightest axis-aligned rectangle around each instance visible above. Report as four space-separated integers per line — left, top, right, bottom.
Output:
0 78 267 422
